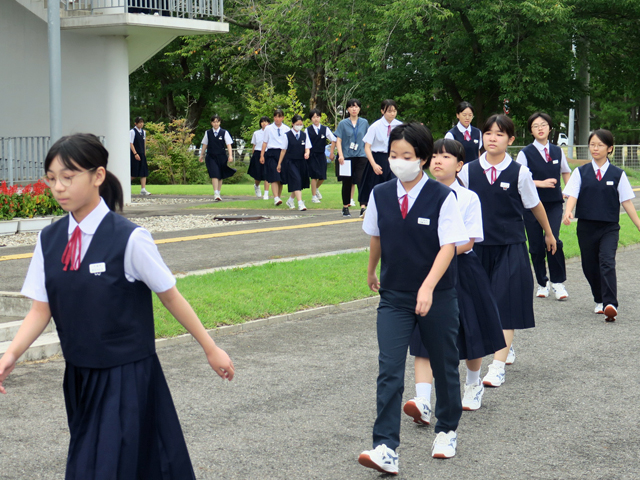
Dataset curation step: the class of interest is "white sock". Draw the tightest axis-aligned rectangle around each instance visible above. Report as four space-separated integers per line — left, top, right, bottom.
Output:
415 382 432 400
492 359 506 369
466 368 481 386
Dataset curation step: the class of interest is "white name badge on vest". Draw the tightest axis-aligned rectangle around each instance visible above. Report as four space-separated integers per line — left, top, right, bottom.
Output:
500 182 510 190
553 159 559 164
90 262 106 276
474 139 479 144
418 218 431 225
321 135 325 139
350 142 358 150
606 181 614 186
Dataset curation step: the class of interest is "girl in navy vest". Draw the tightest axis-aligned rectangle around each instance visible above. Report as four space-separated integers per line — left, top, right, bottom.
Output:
563 129 640 322
248 116 270 199
358 123 469 474
277 115 311 211
307 108 336 203
403 139 505 425
129 116 150 195
260 109 290 206
199 114 236 201
358 99 403 217
0 134 235 479
444 101 482 163
459 115 557 387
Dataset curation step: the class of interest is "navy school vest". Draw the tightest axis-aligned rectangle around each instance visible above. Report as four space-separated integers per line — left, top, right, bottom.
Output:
285 130 307 160
307 125 327 154
575 163 623 223
448 126 481 163
41 212 156 369
206 129 229 158
467 159 526 245
130 128 146 162
376 179 456 292
522 143 563 203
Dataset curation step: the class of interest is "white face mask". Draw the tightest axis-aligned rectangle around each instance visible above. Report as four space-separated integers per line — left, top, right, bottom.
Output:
389 158 422 182
293 125 303 132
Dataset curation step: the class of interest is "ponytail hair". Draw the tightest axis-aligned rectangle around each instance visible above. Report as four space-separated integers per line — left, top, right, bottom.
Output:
44 133 124 212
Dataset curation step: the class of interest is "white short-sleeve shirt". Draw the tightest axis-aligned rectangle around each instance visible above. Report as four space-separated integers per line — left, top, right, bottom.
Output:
362 174 469 247
21 199 176 303
449 181 483 251
444 122 483 150
515 140 571 174
201 129 233 146
362 117 403 152
562 160 635 202
459 153 541 209
281 130 312 150
251 129 266 148
307 124 337 143
262 123 291 150
129 127 145 144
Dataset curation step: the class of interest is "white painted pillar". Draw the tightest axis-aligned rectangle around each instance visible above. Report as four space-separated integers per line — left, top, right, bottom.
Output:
103 36 132 205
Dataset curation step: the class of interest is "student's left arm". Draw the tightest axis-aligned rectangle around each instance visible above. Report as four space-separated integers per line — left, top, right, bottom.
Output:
367 236 381 292
621 200 640 231
416 244 455 316
277 149 286 172
520 165 556 254
157 287 234 380
530 202 557 254
226 132 233 163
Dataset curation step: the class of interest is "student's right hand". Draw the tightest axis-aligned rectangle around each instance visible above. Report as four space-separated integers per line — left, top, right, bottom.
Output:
0 353 17 394
199 157 204 163
563 211 573 225
206 346 235 381
277 164 282 173
367 273 380 292
338 156 345 165
260 156 265 164
537 178 557 188
372 163 383 175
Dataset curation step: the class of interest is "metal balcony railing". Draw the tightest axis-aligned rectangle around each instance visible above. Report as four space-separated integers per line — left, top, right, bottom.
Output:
64 0 224 20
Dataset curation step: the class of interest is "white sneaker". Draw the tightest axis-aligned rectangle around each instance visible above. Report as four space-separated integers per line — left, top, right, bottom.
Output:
349 198 356 207
263 192 269 200
482 364 505 387
140 188 151 196
506 345 516 365
594 303 604 314
604 304 617 322
402 396 431 425
462 382 484 411
311 195 321 203
358 444 398 475
536 282 549 298
432 431 457 459
254 185 262 197
274 197 282 206
316 190 322 199
286 197 295 209
214 193 222 202
551 283 568 300
298 200 307 211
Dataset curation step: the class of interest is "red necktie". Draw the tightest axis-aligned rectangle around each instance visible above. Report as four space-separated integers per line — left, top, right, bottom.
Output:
596 169 602 181
400 194 408 219
485 166 497 185
544 147 551 163
464 131 471 142
62 226 82 271
387 124 391 137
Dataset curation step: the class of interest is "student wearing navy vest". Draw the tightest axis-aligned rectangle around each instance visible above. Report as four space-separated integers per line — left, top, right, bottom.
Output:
277 115 311 211
307 108 336 204
199 114 236 201
260 109 290 206
130 116 151 195
248 116 271 199
459 115 557 387
516 112 572 301
563 129 640 322
0 134 235 478
444 101 482 163
358 123 469 475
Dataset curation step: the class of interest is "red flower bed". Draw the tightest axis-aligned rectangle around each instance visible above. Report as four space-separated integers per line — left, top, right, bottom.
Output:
0 180 64 220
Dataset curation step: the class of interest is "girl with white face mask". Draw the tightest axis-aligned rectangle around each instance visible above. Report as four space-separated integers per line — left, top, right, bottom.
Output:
359 123 469 473
277 115 312 211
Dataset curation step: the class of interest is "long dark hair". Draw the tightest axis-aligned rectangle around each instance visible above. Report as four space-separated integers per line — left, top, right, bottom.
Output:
44 133 124 212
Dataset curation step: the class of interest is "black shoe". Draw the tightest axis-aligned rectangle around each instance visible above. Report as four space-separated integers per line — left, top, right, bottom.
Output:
360 207 366 218
342 207 351 217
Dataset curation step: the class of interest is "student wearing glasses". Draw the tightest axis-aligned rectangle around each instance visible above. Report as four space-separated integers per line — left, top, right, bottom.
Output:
444 102 482 163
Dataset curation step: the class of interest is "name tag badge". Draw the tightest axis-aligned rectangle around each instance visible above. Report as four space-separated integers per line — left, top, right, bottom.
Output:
350 142 358 150
219 137 223 140
500 182 510 190
321 135 325 139
474 139 479 144
89 262 106 276
552 159 559 164
418 218 431 225
606 181 614 186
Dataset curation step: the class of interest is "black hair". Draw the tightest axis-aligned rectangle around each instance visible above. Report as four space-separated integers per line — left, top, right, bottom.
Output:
346 99 362 109
274 109 284 117
388 122 433 167
309 108 322 119
527 112 553 132
381 99 398 113
433 138 466 163
134 116 144 124
44 133 123 212
210 114 221 123
259 116 270 127
456 101 475 115
589 129 615 154
483 114 515 138
291 114 304 124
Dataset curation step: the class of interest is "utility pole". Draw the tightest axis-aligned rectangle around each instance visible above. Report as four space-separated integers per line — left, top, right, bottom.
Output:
48 0 62 144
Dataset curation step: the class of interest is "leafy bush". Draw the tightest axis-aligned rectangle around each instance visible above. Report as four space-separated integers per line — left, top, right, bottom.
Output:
0 180 64 220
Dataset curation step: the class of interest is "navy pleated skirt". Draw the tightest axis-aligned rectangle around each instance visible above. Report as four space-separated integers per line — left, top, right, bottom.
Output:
358 151 395 205
473 242 535 330
282 157 310 192
205 153 236 180
264 149 282 183
62 354 195 480
130 154 149 178
308 151 328 180
247 150 266 181
409 251 506 360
